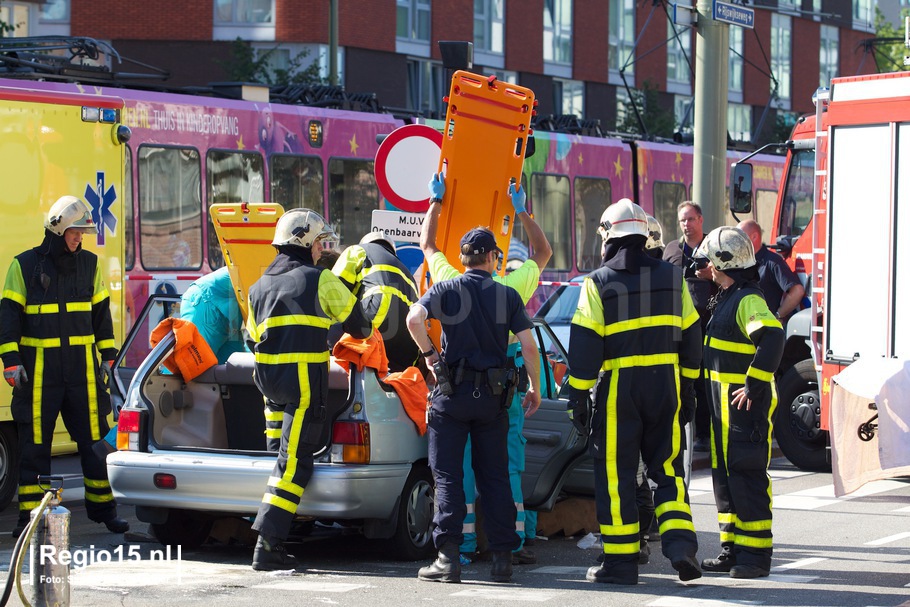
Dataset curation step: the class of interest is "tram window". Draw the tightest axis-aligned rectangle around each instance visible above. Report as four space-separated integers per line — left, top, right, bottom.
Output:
124 147 134 271
138 146 203 270
206 150 265 269
270 155 324 212
653 181 687 241
531 173 571 272
328 158 379 247
574 177 612 271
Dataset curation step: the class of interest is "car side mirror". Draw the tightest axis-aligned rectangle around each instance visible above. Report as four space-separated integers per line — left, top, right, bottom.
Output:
730 162 753 214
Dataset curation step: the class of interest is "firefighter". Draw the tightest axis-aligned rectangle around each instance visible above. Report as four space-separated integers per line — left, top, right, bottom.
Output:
407 226 542 584
332 230 420 372
568 199 702 585
246 208 371 571
0 196 129 537
695 226 784 579
419 173 552 564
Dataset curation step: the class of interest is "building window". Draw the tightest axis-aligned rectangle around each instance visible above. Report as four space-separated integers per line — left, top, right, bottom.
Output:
666 20 691 89
728 103 752 143
778 0 799 15
0 2 30 37
853 0 874 30
406 59 446 117
40 0 69 22
214 0 274 24
820 25 839 87
474 0 504 54
728 26 743 98
609 0 635 82
397 0 431 42
554 79 584 116
770 13 792 108
674 95 693 133
543 0 573 65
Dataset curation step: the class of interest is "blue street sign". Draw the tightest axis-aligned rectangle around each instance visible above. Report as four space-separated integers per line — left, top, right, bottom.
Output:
713 0 755 28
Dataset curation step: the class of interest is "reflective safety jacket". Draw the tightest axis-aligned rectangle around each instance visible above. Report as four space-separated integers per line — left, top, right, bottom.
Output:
247 252 369 405
568 253 701 392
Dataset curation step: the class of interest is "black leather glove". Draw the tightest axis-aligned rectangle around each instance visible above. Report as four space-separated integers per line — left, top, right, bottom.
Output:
567 395 591 435
679 379 697 425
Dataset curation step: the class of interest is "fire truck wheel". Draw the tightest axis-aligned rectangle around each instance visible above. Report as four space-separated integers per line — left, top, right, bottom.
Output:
0 423 18 513
389 463 435 561
774 360 831 473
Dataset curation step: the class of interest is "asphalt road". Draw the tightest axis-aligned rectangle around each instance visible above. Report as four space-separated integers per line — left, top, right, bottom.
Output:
1 454 909 607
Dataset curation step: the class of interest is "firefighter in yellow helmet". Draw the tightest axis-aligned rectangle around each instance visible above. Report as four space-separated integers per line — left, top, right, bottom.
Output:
246 208 371 571
695 226 784 579
0 196 129 537
568 198 702 585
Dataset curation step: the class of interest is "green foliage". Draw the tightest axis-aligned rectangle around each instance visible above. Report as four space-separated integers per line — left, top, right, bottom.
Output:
616 81 677 139
873 7 910 73
220 38 325 86
0 17 17 37
770 111 799 142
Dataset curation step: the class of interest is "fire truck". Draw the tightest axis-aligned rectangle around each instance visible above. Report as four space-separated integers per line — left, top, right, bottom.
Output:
0 85 129 511
731 70 910 477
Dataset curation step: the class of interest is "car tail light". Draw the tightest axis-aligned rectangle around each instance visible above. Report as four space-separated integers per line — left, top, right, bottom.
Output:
117 410 142 451
154 473 177 489
331 421 370 464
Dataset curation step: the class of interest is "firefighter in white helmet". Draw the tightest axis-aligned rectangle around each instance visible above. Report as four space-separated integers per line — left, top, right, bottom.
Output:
246 208 371 571
695 226 784 579
568 198 702 585
0 195 129 537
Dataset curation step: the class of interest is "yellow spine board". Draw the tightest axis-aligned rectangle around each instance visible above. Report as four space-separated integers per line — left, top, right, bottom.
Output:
209 203 285 321
435 71 536 274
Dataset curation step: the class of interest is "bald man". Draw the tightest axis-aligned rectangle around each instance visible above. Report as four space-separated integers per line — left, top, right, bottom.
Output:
737 220 805 322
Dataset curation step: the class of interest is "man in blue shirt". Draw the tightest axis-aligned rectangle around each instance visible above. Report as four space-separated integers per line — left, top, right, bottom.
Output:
737 220 805 322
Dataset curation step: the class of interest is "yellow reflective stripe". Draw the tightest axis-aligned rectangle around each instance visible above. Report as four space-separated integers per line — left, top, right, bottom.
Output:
718 512 736 524
92 289 110 305
26 304 59 314
264 410 283 421
709 370 746 385
18 484 42 494
262 492 299 514
66 301 92 312
660 518 696 533
69 335 95 346
598 522 639 536
681 309 700 331
719 531 735 542
254 351 330 365
568 375 596 390
19 501 42 510
0 342 17 355
736 517 772 532
603 314 681 337
362 284 416 307
605 372 622 524
84 344 100 440
735 535 773 549
246 307 260 342
601 541 640 555
2 288 26 307
85 492 115 503
267 475 305 498
747 366 775 383
747 317 781 335
84 478 111 488
96 339 115 350
265 429 282 438
32 348 44 443
707 336 756 355
275 368 311 511
601 353 678 371
21 337 61 348
256 314 334 334
570 314 602 336
680 366 699 379
363 263 419 296
654 500 692 518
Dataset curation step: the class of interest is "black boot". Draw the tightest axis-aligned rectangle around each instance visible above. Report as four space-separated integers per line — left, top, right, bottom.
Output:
671 554 702 581
512 547 537 565
418 544 461 583
102 515 130 534
586 558 638 585
730 564 770 579
701 547 736 573
252 535 299 571
639 539 650 565
490 550 513 583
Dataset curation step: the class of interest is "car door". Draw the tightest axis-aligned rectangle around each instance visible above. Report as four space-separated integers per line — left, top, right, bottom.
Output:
521 318 592 511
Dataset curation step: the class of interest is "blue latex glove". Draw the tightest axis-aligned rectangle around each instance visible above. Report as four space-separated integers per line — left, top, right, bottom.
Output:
428 172 445 200
509 182 527 215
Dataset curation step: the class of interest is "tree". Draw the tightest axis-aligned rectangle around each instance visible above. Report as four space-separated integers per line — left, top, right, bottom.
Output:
220 38 325 86
616 81 677 139
872 7 910 73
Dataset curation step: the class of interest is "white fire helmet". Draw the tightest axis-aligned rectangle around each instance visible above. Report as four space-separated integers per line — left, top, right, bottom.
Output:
360 230 395 253
45 196 97 236
646 215 664 250
272 208 336 249
597 198 648 242
695 226 756 271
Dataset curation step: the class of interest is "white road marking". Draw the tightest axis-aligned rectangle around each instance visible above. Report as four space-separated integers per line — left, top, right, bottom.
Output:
772 557 827 570
774 479 907 510
650 598 762 606
253 581 370 592
450 588 558 601
864 531 910 546
530 566 588 575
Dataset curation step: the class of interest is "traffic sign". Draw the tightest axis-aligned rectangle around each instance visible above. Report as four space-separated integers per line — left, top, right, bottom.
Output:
713 0 754 28
374 124 443 213
370 209 425 244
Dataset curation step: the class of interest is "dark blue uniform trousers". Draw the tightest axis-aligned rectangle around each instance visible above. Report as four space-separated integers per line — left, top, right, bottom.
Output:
427 383 520 553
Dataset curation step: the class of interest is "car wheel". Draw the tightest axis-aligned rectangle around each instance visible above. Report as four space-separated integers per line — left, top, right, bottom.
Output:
390 464 435 561
775 359 831 472
150 508 214 550
0 423 19 513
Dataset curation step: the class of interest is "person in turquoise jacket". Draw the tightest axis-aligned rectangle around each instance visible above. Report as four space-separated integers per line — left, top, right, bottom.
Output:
179 266 247 363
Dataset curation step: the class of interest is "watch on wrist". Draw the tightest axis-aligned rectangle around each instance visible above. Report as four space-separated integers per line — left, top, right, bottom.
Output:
430 197 442 205
421 348 436 358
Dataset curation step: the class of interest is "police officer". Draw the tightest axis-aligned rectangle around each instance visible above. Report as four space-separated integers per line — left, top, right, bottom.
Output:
694 226 784 579
0 196 129 537
332 230 420 372
407 226 542 584
247 208 371 571
568 199 702 585
420 173 552 564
